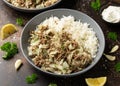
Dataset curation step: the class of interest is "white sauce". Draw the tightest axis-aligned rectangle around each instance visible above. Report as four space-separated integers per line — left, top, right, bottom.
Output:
101 6 120 23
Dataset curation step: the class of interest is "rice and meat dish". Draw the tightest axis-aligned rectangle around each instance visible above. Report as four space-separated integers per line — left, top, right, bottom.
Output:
7 0 58 9
28 16 99 74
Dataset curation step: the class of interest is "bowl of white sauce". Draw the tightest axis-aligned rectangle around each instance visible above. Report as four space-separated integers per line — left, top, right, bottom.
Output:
101 6 120 24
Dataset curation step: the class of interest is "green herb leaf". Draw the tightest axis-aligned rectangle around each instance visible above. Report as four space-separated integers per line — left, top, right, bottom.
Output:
115 62 120 72
0 42 11 52
26 74 38 84
48 83 57 86
16 17 23 26
0 42 18 60
107 32 117 41
61 43 65 51
91 0 101 11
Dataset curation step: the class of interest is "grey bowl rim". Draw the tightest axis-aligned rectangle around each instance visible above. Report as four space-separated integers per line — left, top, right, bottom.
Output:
20 8 105 77
2 0 62 12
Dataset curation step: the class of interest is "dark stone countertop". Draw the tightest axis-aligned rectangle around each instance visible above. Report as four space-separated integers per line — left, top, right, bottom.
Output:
0 0 120 86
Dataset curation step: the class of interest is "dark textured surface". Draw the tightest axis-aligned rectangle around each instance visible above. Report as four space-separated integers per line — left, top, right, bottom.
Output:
0 0 120 86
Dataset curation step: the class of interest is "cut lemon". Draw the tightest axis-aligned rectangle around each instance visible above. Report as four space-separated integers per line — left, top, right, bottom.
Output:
0 24 18 40
85 77 107 86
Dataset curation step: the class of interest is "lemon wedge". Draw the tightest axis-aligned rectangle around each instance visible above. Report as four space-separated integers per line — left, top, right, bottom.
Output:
85 77 107 86
0 24 18 40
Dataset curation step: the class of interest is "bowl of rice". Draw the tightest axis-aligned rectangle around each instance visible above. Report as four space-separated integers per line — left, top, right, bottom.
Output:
2 0 61 12
20 9 105 77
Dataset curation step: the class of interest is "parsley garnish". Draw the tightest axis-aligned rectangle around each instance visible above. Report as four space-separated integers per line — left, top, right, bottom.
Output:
26 73 38 84
91 0 101 11
48 83 57 86
115 62 120 72
107 32 117 41
61 43 65 50
0 42 18 60
16 17 23 26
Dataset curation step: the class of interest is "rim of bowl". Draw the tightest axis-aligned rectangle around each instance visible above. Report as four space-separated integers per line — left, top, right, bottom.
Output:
3 0 62 12
20 8 105 77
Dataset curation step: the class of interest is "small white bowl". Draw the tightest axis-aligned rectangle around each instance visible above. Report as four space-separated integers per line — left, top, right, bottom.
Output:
101 5 120 24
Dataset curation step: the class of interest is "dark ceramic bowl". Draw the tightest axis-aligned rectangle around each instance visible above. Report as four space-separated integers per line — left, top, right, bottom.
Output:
2 0 61 13
20 9 105 77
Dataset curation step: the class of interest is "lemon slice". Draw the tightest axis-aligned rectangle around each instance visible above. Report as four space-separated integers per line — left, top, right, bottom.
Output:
0 24 18 40
85 77 107 86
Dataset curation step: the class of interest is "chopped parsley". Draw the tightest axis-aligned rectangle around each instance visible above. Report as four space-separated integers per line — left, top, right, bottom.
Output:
26 73 38 84
107 32 117 41
115 62 120 72
61 43 65 50
0 42 18 60
91 0 101 11
16 17 24 26
48 83 57 86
